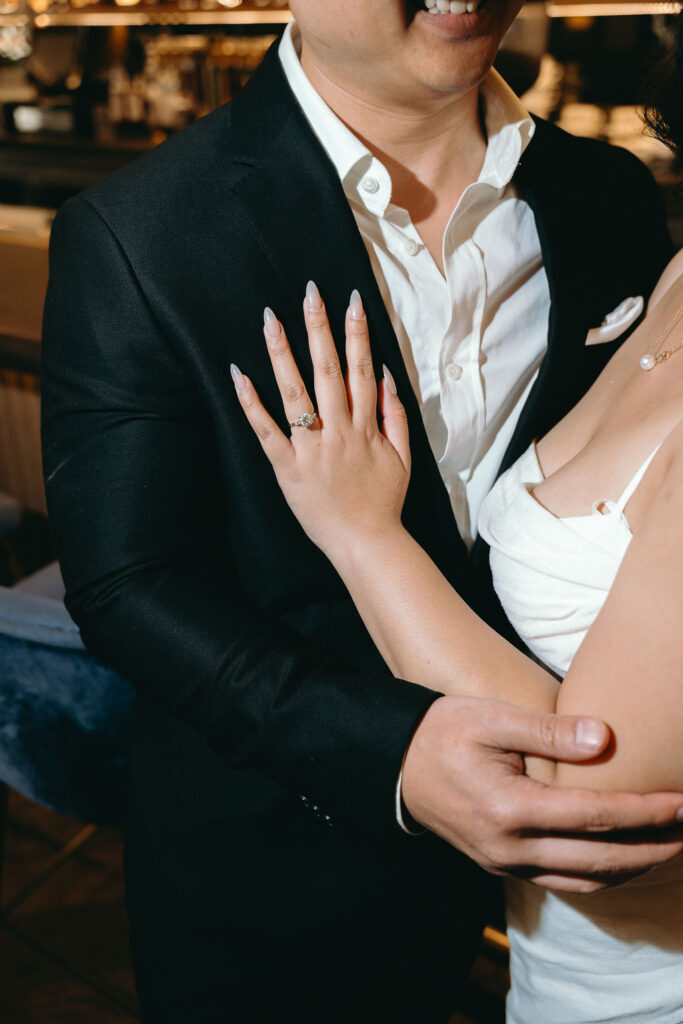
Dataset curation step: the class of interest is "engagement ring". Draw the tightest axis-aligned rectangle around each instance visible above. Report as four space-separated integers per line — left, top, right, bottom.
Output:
289 412 317 429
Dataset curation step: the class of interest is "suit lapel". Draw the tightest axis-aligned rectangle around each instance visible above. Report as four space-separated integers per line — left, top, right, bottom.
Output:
469 118 660 575
226 46 472 583
229 50 410 374
494 117 665 478
496 121 606 476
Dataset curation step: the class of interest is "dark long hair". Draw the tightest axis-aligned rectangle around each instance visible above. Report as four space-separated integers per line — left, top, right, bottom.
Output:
642 11 683 162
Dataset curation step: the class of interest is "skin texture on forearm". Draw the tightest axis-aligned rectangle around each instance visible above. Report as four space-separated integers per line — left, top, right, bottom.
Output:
333 527 560 715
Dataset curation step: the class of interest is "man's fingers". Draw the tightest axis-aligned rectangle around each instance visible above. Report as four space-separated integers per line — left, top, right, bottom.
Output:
345 290 378 426
262 308 317 431
303 281 349 423
525 874 608 894
516 779 683 834
231 363 293 466
379 368 410 471
523 871 636 894
517 831 683 878
477 771 683 884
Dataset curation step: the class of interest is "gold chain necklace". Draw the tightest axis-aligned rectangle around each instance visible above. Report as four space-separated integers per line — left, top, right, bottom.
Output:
640 303 683 371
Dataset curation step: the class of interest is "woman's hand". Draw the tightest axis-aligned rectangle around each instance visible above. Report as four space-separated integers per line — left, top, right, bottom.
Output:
231 282 411 562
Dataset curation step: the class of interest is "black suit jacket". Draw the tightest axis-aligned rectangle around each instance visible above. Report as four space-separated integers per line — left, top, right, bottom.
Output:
41 43 673 837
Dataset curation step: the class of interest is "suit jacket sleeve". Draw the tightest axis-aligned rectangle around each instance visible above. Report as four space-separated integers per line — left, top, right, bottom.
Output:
41 194 440 834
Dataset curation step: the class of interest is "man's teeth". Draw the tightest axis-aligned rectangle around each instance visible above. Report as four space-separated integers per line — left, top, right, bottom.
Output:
424 0 480 12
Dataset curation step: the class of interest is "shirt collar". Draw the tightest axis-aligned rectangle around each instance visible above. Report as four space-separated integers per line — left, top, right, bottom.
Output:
278 21 535 213
279 22 369 186
477 71 535 189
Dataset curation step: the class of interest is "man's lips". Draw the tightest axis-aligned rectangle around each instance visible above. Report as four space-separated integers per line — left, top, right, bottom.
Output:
423 0 483 14
405 0 490 33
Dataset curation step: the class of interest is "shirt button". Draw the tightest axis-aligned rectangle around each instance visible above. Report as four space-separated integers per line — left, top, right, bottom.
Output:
361 176 380 194
401 238 419 257
446 362 463 382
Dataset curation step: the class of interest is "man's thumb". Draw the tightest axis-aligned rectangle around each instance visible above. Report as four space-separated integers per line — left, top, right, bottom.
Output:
574 717 611 754
535 713 611 761
487 703 612 761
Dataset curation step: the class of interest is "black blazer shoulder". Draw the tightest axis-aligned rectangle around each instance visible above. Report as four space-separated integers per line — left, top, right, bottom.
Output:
74 42 313 230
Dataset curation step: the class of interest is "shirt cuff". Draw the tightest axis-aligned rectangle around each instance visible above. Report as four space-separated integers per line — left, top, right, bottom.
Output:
395 761 426 836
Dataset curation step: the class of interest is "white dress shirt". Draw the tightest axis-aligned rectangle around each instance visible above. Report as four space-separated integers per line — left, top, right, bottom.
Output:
279 22 550 550
279 23 551 832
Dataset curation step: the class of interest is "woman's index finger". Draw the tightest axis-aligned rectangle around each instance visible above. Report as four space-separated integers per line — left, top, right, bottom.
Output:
231 362 293 467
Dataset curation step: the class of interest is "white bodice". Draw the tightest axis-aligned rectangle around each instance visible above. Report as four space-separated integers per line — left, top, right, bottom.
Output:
478 442 683 1024
478 442 658 678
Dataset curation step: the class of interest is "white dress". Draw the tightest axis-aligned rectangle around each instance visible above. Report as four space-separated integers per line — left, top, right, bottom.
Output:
478 443 683 1024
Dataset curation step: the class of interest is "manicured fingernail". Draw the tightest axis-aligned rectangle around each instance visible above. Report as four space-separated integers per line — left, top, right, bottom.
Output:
383 364 397 396
263 307 280 339
230 363 247 393
349 289 364 320
305 280 322 312
575 719 605 750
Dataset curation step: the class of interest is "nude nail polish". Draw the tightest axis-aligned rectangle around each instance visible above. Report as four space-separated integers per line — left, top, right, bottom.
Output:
575 719 605 750
230 363 247 392
263 307 280 339
349 289 364 320
383 364 397 396
305 280 323 312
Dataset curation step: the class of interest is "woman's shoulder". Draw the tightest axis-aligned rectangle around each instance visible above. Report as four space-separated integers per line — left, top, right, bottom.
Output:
647 248 683 313
659 417 683 478
624 417 683 541
644 417 683 519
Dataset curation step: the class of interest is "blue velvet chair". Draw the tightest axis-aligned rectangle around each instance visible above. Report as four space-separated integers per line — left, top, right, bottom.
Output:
0 559 135 828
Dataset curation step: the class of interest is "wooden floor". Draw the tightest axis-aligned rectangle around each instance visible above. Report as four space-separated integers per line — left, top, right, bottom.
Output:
0 789 508 1024
0 790 139 1023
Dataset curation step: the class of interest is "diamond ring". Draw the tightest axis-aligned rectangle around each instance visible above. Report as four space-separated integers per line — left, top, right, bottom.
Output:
289 412 317 429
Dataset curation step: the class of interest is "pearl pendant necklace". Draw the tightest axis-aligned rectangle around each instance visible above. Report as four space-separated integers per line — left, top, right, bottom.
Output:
640 304 683 371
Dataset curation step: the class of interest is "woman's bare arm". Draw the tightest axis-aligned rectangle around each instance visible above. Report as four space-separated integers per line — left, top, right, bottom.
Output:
327 522 561 784
554 426 683 793
329 524 560 712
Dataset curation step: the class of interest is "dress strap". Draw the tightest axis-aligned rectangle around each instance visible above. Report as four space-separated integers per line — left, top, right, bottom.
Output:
614 444 662 515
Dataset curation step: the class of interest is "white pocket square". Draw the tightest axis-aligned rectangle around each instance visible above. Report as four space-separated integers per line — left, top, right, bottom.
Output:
585 296 644 346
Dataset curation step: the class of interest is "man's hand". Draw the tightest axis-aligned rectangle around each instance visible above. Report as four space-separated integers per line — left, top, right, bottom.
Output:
401 696 683 894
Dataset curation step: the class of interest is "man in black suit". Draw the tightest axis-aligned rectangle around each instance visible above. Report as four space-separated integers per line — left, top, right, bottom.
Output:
41 2 682 1021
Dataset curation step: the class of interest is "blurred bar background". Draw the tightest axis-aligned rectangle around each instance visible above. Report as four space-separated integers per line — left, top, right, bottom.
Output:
0 4 680 1020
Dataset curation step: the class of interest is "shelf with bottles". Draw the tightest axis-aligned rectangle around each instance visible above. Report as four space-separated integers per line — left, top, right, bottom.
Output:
544 0 679 14
0 0 680 31
107 31 278 130
0 0 290 29
0 24 283 154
